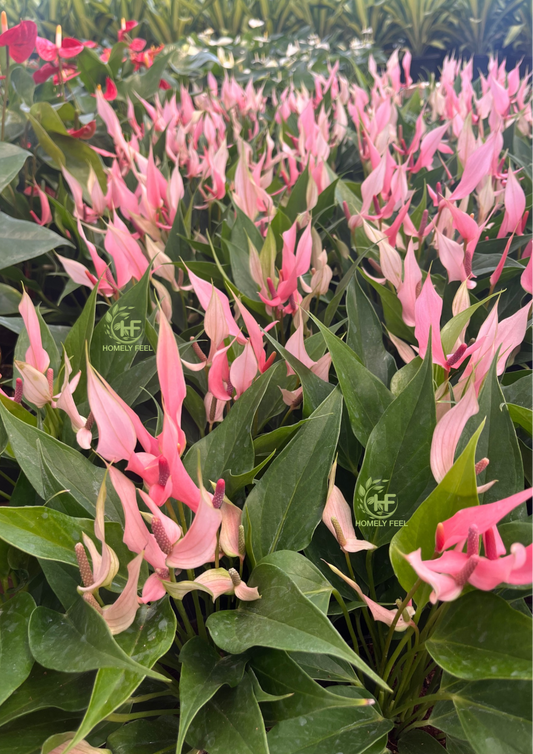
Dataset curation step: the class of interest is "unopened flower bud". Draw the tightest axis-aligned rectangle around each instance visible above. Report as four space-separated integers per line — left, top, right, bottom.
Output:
152 516 173 555
212 479 225 509
75 542 94 587
395 598 412 623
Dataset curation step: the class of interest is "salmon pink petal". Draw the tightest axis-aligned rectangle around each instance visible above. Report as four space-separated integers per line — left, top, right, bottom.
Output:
414 275 447 368
141 572 167 603
102 552 143 634
19 290 50 372
157 312 186 429
430 384 479 484
229 342 257 398
404 549 464 603
166 490 222 569
87 361 137 462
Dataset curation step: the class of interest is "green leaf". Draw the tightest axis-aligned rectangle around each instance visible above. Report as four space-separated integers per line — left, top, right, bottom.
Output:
346 275 396 385
502 374 532 409
0 404 123 522
67 599 176 749
289 652 359 684
310 314 393 445
433 673 532 754
187 672 269 754
507 404 533 436
353 348 436 546
361 270 416 343
0 709 81 754
0 666 93 727
390 425 483 607
245 388 342 562
90 269 150 380
0 592 35 707
0 507 93 566
0 213 72 270
267 692 391 754
184 364 279 494
177 636 248 754
440 293 499 355
0 143 30 193
225 206 264 298
28 599 169 682
0 283 22 315
251 649 371 722
427 591 532 680
399 730 446 753
258 551 333 614
63 282 98 381
207 560 389 690
457 358 524 506
253 420 308 458
106 717 179 754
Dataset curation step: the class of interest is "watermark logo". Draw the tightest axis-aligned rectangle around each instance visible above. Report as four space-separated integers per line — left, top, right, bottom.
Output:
355 479 405 528
358 477 398 519
105 306 143 345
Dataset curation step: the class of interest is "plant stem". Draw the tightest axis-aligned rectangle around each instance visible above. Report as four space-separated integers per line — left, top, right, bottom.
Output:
391 692 452 717
128 691 174 704
1 49 9 141
106 709 178 722
379 578 422 679
174 598 195 639
332 589 359 655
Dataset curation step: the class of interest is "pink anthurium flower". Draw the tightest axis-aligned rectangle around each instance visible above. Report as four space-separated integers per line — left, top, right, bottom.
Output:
19 290 49 373
414 274 447 368
498 166 526 238
13 361 53 408
323 460 375 553
100 552 144 634
166 482 222 570
194 567 260 602
54 353 92 448
259 220 313 310
430 384 479 484
326 562 415 631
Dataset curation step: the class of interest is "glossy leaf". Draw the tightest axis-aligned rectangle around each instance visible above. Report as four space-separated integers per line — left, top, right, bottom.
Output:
399 730 446 753
106 717 179 754
28 599 169 682
0 213 72 270
0 143 30 193
0 710 81 754
245 388 342 562
346 275 396 385
267 690 392 754
67 599 176 748
310 314 393 445
187 672 269 754
427 591 532 680
184 363 279 492
0 666 93 727
0 404 123 522
177 636 248 754
207 560 389 689
0 507 93 565
354 348 436 546
259 551 333 614
0 592 35 707
289 652 359 684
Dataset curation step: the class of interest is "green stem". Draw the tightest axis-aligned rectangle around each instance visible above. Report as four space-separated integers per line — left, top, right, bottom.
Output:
379 578 422 679
174 598 195 639
187 570 207 640
1 49 9 142
106 709 178 722
392 692 452 717
0 469 15 486
177 500 189 534
332 590 360 657
128 691 174 704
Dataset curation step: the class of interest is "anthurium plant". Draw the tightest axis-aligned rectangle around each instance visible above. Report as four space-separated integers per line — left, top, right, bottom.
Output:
0 16 531 754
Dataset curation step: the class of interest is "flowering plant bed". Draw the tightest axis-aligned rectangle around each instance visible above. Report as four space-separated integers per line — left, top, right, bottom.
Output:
0 17 531 754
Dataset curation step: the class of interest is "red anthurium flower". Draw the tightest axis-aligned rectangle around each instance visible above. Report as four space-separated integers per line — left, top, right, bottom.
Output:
159 78 171 90
33 62 58 84
90 77 117 102
52 66 79 85
118 18 138 42
82 40 98 49
68 120 96 139
129 37 146 52
0 18 38 63
36 25 84 61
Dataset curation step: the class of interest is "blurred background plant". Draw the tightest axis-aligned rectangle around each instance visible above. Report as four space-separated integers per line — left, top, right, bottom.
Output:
1 0 530 65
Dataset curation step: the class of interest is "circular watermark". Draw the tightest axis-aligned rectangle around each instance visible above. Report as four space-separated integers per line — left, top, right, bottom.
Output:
104 306 143 345
358 477 398 520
